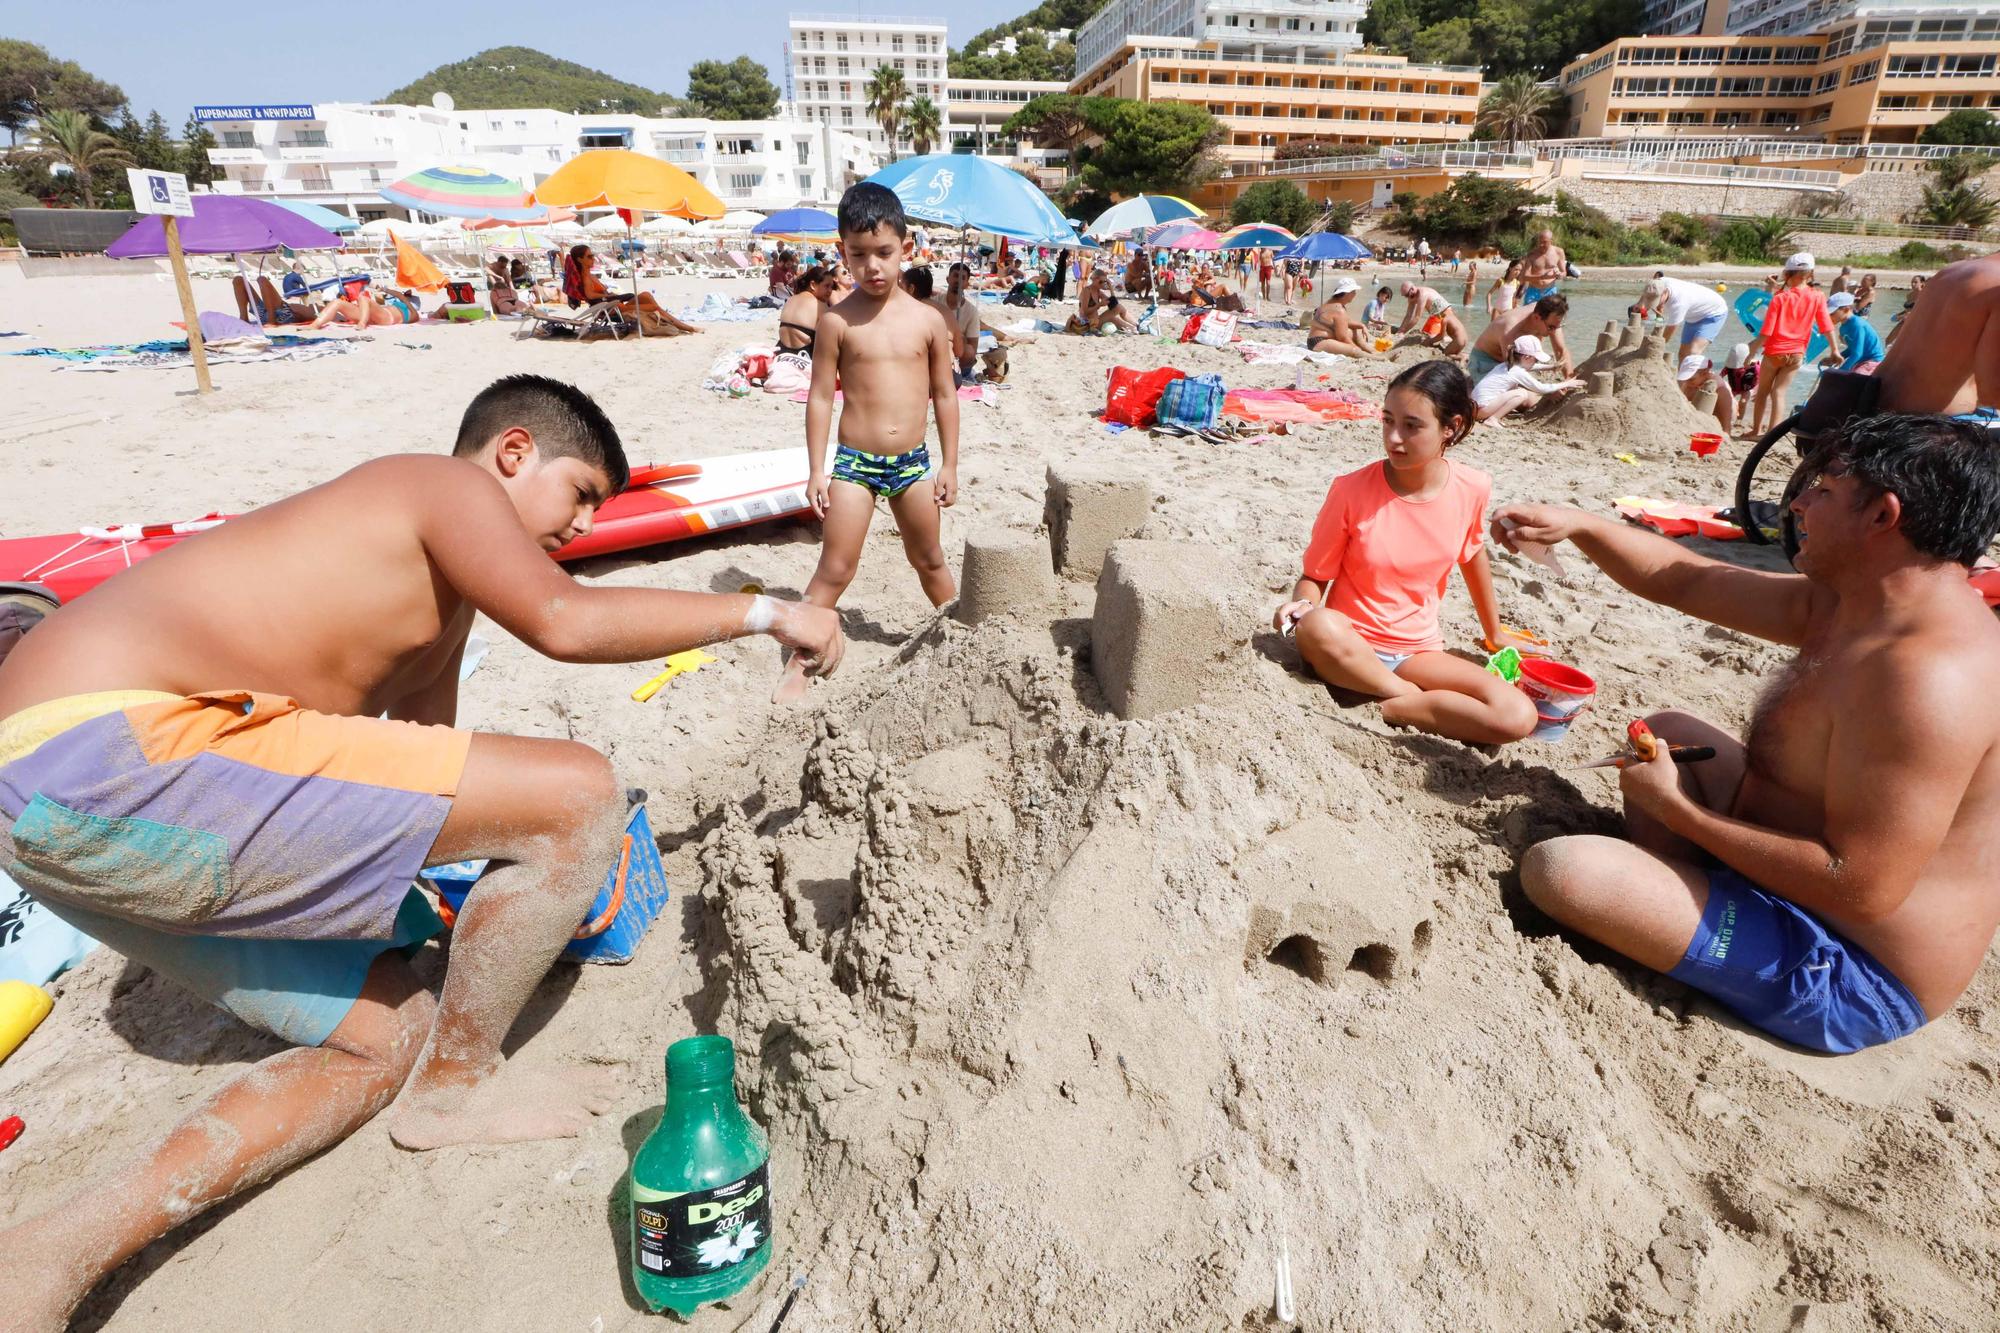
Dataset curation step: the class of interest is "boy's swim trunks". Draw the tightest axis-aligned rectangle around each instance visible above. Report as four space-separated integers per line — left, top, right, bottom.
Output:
831 442 933 500
1669 866 1926 1054
0 690 464 1045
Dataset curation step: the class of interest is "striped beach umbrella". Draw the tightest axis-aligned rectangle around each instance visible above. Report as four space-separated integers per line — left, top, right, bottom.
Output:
1086 194 1203 239
1147 221 1221 250
379 165 542 221
1218 223 1297 250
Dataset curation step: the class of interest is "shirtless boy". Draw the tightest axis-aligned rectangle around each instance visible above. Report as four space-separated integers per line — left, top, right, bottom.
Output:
1468 293 1573 380
1306 277 1378 357
0 375 843 1328
1498 413 2000 1053
776 183 959 703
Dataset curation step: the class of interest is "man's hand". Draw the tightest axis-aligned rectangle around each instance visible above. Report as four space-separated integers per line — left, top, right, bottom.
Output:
1618 738 1687 821
769 602 845 678
1491 503 1592 552
934 466 958 509
807 472 832 519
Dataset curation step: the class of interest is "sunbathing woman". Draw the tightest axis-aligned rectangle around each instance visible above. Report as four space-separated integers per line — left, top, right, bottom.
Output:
1274 359 1539 745
487 257 526 317
778 264 838 357
564 244 701 336
309 288 423 329
232 274 316 326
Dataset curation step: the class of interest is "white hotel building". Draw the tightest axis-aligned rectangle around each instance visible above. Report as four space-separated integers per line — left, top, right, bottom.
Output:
786 14 951 154
198 100 880 221
1074 0 1368 79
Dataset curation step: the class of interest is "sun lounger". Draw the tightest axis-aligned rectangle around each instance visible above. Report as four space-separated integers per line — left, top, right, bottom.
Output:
516 301 631 341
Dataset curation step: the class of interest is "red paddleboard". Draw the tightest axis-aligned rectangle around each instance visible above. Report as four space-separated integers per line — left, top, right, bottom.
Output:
0 450 813 603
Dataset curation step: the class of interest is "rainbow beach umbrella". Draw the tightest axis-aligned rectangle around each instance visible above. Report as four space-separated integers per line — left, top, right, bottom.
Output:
380 165 542 222
1147 221 1221 250
1085 194 1203 239
1219 223 1297 250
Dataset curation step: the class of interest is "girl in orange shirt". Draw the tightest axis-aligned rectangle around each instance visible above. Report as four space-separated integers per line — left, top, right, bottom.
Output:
1274 360 1540 744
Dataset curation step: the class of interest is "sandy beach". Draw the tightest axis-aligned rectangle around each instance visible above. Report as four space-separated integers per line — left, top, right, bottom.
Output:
1 254 1995 1333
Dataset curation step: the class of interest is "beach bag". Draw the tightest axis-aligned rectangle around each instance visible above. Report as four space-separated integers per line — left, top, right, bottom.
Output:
763 350 812 395
1155 373 1226 431
1104 365 1186 427
1192 311 1237 347
1179 310 1207 343
444 280 476 304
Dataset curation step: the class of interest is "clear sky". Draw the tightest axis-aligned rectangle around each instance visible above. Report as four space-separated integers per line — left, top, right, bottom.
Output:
9 1 1006 125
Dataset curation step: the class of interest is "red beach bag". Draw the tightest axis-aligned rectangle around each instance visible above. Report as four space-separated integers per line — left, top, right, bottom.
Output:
1103 365 1187 428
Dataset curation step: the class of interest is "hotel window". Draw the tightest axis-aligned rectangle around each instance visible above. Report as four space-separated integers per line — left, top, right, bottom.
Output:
798 172 812 192
222 130 254 147
836 33 847 49
1934 93 1974 108
1849 60 1879 83
1770 77 1810 95
1672 77 1716 94
1720 77 1765 95
728 172 760 192
836 57 847 73
1725 44 1773 64
892 35 903 51
797 140 811 164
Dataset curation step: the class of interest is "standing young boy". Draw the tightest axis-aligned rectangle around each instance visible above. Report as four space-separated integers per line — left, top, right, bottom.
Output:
0 375 843 1327
776 183 959 702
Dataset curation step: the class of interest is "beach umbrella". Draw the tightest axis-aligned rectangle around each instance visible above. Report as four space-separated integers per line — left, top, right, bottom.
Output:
1085 194 1203 239
465 205 575 230
1146 221 1220 250
640 214 695 234
752 207 836 238
391 231 446 292
473 226 557 250
718 209 766 229
1219 223 1297 250
1277 231 1373 262
583 213 630 235
269 198 359 234
864 153 1080 245
107 194 345 257
533 149 724 219
380 165 540 222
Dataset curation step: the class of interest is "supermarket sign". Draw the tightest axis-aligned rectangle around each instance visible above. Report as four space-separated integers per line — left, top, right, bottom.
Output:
193 104 318 122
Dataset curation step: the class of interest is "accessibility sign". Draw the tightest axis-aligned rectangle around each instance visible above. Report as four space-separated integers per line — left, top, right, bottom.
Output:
127 168 194 217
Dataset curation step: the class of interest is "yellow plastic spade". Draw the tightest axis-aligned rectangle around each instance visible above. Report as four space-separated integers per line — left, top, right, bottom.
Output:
632 648 719 703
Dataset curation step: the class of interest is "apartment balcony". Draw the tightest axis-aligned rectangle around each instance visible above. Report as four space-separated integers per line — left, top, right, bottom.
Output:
206 148 263 166
1208 0 1368 16
275 145 391 164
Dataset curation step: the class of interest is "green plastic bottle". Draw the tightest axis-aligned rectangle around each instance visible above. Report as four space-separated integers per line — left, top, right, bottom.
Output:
630 1035 774 1316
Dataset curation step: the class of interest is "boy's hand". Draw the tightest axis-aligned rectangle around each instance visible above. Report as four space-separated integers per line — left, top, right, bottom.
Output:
807 472 831 519
1274 599 1314 633
770 602 845 678
934 467 957 509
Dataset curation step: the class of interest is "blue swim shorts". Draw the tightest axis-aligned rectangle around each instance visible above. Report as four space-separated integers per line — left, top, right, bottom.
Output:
1953 406 1999 426
1669 866 1926 1054
1466 348 1500 379
831 442 933 500
1681 310 1726 346
1521 284 1561 305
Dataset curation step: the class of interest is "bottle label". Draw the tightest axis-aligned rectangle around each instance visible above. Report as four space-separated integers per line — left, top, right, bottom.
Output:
632 1162 772 1280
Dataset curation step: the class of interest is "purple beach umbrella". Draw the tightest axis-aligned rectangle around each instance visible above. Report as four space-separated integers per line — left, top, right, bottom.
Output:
106 194 346 257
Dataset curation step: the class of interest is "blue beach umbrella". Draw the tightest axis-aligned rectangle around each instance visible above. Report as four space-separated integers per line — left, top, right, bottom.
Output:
864 153 1081 245
752 207 838 239
1277 231 1373 262
270 198 359 233
1085 194 1203 239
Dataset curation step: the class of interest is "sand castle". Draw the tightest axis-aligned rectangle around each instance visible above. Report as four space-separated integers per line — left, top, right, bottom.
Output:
1538 315 1720 454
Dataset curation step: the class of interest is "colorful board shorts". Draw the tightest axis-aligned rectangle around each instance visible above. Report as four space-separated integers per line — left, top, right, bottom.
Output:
1680 310 1726 346
1521 284 1560 305
1669 866 1926 1054
0 691 465 1046
831 442 933 500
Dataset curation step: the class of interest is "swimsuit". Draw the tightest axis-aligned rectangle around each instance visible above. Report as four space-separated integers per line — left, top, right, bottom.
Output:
0 690 464 1046
778 320 817 356
1520 283 1560 305
385 297 416 323
830 443 933 500
1669 866 1926 1053
1467 347 1501 378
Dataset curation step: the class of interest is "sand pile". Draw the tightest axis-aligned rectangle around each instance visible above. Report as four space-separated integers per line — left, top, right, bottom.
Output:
676 551 2000 1330
1538 324 1720 457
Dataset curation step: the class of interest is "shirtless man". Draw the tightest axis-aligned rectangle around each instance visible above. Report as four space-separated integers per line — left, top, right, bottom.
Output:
1875 253 2000 419
1497 413 2000 1053
1518 229 1568 305
0 375 844 1327
1468 293 1573 380
1306 277 1378 357
1396 281 1470 358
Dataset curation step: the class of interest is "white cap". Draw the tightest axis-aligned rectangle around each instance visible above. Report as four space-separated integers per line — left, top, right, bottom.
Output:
1826 291 1855 311
1511 334 1546 361
1677 355 1711 381
1330 277 1360 297
1783 251 1815 272
1725 343 1750 369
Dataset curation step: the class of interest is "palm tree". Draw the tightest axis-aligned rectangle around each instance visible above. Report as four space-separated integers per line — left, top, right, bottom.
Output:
866 65 909 162
1917 181 1998 229
8 108 132 207
1476 74 1560 152
906 95 942 158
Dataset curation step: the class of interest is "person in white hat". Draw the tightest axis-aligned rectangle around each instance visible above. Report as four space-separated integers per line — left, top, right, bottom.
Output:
1676 352 1736 433
1471 333 1586 423
1744 251 1836 438
1641 274 1730 363
1305 276 1378 358
1819 290 1886 375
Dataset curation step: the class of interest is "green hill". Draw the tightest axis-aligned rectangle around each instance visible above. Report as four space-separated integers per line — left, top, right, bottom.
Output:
382 46 682 115
949 0 1110 81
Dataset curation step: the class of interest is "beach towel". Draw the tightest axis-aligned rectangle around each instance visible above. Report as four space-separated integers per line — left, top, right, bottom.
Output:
0 868 98 987
1222 388 1378 425
1234 340 1350 367
1614 497 1745 541
678 291 771 324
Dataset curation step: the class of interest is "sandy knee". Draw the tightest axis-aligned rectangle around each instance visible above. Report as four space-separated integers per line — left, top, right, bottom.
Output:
1521 835 1621 915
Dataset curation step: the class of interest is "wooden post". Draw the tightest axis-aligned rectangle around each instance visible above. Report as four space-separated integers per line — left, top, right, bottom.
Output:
162 215 212 395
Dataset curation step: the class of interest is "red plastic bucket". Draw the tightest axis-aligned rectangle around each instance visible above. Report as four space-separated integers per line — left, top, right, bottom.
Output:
1516 658 1596 742
1689 432 1722 457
